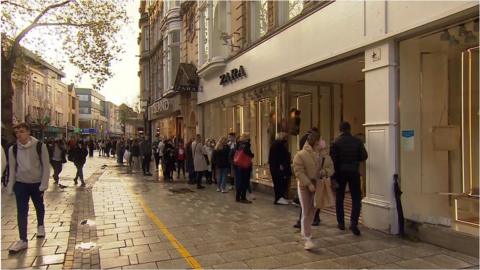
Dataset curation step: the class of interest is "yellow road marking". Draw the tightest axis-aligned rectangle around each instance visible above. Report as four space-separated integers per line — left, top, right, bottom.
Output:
120 179 202 269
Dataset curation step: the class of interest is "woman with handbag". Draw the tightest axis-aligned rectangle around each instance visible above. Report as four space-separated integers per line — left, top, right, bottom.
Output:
293 132 333 250
233 133 254 203
192 134 207 189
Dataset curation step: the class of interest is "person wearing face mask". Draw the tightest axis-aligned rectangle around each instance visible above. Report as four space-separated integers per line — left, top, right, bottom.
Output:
293 132 334 250
269 132 292 205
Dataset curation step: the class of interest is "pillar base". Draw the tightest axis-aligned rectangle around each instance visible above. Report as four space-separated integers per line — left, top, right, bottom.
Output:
362 196 398 234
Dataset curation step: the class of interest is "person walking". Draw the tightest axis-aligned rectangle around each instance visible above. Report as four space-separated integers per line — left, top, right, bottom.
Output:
269 132 292 205
152 137 160 171
212 137 230 193
98 140 103 157
292 132 322 250
47 139 67 185
192 134 207 189
294 127 321 228
331 121 368 236
227 132 237 190
7 123 50 253
139 137 153 176
131 139 140 172
105 140 111 158
233 133 254 203
71 141 88 186
87 139 94 157
176 142 186 178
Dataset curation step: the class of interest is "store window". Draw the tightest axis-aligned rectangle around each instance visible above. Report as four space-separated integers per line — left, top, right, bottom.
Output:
399 19 479 230
277 0 304 26
199 1 230 66
169 30 181 88
249 0 268 43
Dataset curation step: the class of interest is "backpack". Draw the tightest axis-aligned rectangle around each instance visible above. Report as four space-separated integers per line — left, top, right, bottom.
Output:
12 142 43 172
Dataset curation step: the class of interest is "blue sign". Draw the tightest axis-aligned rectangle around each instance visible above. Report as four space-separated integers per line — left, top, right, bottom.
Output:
401 130 414 138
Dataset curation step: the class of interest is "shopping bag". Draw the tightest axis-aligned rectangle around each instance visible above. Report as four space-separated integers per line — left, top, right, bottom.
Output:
123 150 131 163
233 149 252 169
314 178 335 209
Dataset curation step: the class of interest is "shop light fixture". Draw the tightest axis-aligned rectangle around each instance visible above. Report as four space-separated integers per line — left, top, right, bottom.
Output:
440 30 450 41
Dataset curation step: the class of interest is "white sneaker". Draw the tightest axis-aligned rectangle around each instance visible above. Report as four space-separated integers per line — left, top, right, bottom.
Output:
304 239 315 250
277 198 290 205
9 240 28 253
216 188 221 192
37 225 45 238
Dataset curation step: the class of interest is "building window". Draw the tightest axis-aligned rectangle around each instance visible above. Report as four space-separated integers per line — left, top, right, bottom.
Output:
249 0 268 43
79 107 90 114
169 30 181 88
78 95 89 101
143 26 150 51
277 0 304 26
199 1 230 66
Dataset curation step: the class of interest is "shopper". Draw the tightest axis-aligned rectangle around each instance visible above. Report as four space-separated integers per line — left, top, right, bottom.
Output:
71 141 88 186
7 123 50 253
294 127 321 228
87 139 94 157
163 140 176 181
131 139 141 172
185 138 195 184
204 139 214 184
153 137 161 171
269 132 292 205
212 137 230 193
139 137 152 176
331 121 368 236
176 142 186 178
47 139 67 185
192 134 207 189
292 132 322 250
233 133 254 203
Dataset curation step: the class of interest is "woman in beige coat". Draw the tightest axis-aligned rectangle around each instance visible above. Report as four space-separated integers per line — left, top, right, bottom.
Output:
192 134 207 189
293 132 334 250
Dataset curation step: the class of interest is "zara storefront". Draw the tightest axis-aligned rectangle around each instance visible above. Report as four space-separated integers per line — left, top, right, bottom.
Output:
196 0 478 249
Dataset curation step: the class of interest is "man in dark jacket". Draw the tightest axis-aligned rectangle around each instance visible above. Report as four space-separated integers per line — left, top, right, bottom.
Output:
330 121 368 236
269 132 291 205
71 141 88 186
47 139 67 185
139 137 152 176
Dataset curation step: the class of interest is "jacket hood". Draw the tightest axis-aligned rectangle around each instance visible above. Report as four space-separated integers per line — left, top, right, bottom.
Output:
18 136 38 149
302 143 315 153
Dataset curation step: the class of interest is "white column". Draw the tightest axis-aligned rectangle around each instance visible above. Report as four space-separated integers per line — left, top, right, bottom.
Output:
362 41 399 234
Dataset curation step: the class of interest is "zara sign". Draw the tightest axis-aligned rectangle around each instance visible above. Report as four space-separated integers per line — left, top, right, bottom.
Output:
219 66 247 86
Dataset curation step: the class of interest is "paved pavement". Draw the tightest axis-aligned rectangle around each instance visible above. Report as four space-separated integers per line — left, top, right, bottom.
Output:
1 155 479 269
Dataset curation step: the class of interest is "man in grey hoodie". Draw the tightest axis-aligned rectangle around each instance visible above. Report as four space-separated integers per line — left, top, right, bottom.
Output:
7 123 50 253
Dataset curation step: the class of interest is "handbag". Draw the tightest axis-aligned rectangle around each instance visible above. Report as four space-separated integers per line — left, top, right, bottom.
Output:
233 149 252 169
314 157 335 209
123 149 131 162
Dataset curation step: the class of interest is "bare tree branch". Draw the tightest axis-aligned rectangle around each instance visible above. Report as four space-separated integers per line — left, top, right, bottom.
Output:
35 22 94 28
1 0 36 12
7 0 73 67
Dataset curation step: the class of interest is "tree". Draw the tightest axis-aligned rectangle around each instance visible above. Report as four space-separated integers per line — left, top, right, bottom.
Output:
1 0 129 139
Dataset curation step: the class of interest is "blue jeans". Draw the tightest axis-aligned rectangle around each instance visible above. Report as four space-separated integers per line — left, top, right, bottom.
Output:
14 182 45 241
216 168 228 191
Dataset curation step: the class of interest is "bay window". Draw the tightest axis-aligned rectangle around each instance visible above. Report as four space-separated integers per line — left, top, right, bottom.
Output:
199 0 230 67
163 30 181 91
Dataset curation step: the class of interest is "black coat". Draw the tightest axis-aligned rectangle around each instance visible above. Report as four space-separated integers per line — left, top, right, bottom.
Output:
268 139 292 178
71 146 88 165
212 145 230 169
330 132 368 173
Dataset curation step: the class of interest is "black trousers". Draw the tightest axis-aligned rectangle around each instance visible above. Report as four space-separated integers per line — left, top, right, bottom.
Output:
177 160 185 176
51 161 63 182
272 173 288 202
14 182 44 241
74 163 85 182
154 153 161 168
235 167 251 201
335 171 362 226
142 155 151 174
195 171 206 187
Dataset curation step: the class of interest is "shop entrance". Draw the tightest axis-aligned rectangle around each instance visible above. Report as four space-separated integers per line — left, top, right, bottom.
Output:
288 55 366 192
399 19 479 234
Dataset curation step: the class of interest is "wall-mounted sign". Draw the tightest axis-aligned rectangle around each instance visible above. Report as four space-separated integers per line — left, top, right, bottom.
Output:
174 85 198 92
151 99 170 115
219 66 247 86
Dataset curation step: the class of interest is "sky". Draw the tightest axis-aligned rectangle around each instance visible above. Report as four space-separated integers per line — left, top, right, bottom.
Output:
62 0 140 107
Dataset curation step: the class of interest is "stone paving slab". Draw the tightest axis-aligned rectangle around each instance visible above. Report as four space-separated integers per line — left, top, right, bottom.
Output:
2 155 479 269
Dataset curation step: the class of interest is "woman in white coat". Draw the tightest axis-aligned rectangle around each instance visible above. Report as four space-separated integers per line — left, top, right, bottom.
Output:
191 134 207 189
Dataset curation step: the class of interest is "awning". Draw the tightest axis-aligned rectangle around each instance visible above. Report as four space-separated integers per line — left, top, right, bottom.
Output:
173 63 199 93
